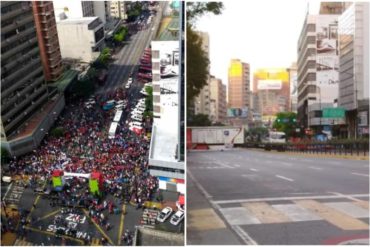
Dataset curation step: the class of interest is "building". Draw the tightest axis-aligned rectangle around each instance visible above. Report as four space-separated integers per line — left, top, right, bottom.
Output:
109 1 127 20
320 2 352 15
32 1 63 82
209 76 227 124
1 1 65 156
253 68 290 125
149 2 184 193
56 17 105 63
288 62 298 113
338 2 369 138
297 12 346 134
53 0 95 22
194 32 211 116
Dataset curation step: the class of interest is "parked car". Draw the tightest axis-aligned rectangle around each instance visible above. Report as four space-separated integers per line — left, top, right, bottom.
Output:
157 207 173 223
170 210 184 225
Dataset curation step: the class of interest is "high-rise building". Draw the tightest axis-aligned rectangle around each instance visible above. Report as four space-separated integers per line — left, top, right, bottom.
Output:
253 68 290 124
338 2 369 138
53 0 94 21
149 2 184 193
109 1 127 20
228 59 250 109
209 76 227 124
32 1 63 82
194 31 210 116
297 13 346 133
288 62 298 113
1 1 65 156
319 2 352 15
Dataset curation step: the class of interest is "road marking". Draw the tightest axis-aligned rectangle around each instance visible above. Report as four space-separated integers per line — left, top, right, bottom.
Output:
212 193 370 205
231 225 258 245
324 202 369 218
25 226 84 244
275 175 294 182
309 166 323 170
188 208 226 230
188 170 212 199
82 209 114 245
277 161 293 166
38 209 62 221
219 207 261 225
242 202 291 223
351 172 369 177
249 168 259 172
117 204 126 245
26 195 41 222
272 204 323 222
353 200 369 209
296 200 369 230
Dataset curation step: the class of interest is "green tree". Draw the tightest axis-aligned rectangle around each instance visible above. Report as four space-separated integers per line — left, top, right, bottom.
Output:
144 86 153 117
113 27 128 43
188 114 212 126
272 112 298 137
186 2 223 117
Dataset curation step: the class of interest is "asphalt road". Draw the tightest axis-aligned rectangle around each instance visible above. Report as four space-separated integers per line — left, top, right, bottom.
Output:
187 149 369 245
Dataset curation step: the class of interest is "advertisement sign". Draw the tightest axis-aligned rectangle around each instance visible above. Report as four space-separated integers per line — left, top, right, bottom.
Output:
358 111 368 126
227 108 248 118
257 80 282 90
322 108 346 118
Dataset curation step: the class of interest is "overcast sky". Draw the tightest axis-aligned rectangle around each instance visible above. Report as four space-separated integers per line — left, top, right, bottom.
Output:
194 0 321 89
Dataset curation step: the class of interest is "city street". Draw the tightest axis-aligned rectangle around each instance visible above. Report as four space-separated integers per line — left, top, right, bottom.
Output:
187 149 369 245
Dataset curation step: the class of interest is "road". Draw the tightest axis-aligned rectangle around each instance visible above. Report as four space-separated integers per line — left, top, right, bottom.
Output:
97 1 166 95
187 149 369 245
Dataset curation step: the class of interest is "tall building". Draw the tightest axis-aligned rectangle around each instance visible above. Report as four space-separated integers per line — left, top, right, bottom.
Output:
209 76 227 124
320 2 352 15
109 1 127 20
297 13 346 134
149 2 184 193
338 2 369 138
32 1 63 82
253 68 290 124
53 0 95 21
194 31 210 116
1 1 65 156
288 62 298 113
228 59 251 109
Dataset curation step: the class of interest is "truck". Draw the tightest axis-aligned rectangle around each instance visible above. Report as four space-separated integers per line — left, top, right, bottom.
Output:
261 131 286 150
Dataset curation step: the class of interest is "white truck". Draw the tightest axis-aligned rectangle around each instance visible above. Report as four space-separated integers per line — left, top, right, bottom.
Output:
189 127 244 148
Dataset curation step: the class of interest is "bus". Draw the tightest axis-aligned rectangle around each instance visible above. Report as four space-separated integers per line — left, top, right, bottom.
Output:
108 122 118 139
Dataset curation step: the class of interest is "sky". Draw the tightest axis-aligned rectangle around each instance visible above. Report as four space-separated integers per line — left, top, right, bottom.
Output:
195 0 321 89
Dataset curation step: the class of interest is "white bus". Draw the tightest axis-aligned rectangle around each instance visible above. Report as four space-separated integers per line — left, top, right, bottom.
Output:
108 122 118 139
113 110 123 122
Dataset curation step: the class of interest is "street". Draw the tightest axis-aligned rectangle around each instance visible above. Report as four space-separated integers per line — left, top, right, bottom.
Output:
187 149 369 245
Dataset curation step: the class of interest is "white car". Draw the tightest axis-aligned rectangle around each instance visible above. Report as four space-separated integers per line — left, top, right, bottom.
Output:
157 207 173 223
125 83 131 89
170 210 184 226
116 100 125 105
128 77 133 84
132 116 142 122
115 104 125 109
129 121 142 127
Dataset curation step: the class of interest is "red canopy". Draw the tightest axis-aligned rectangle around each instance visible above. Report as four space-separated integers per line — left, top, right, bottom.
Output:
178 195 185 205
52 170 64 177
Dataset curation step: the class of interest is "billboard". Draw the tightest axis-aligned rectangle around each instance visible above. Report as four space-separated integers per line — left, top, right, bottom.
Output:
257 80 282 90
227 107 248 118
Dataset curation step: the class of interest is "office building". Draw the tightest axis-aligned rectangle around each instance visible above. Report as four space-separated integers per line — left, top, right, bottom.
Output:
1 1 65 156
338 2 369 138
109 1 127 20
228 59 251 109
53 0 94 21
32 1 63 82
209 76 227 124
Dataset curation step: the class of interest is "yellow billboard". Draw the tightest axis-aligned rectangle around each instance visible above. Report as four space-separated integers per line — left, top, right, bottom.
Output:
228 60 243 77
254 68 289 81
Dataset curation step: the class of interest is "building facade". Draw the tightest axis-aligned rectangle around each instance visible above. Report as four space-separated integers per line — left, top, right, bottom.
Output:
228 59 250 109
194 32 211 116
1 1 65 156
32 1 63 82
297 13 346 134
338 2 369 138
109 1 127 20
209 76 227 124
288 62 298 113
56 17 105 63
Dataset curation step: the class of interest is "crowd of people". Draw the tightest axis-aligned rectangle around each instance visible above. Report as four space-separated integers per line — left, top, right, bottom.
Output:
6 90 158 237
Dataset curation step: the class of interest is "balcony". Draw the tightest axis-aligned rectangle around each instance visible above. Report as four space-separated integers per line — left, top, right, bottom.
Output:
1 5 31 22
1 37 38 61
2 47 40 74
1 14 34 34
49 58 62 68
40 14 55 23
1 67 43 99
1 58 41 87
50 66 64 76
42 28 57 39
1 26 36 48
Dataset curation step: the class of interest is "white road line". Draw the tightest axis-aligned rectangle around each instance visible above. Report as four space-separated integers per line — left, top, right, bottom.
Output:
188 170 212 199
309 166 323 170
275 175 294 182
212 193 370 205
351 172 369 177
249 168 259 172
231 225 258 245
277 161 293 166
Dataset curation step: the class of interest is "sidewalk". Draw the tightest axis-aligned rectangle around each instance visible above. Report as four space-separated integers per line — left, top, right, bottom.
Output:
250 148 369 161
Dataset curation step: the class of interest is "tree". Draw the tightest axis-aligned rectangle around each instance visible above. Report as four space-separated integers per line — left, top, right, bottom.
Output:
188 114 212 126
113 27 128 43
72 79 95 98
1 147 10 164
272 112 298 138
144 86 153 116
186 2 223 116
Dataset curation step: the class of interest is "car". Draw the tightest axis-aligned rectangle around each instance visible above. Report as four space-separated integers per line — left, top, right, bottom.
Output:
115 104 125 109
129 121 142 127
128 77 133 84
132 116 142 122
132 109 144 114
125 83 131 89
157 207 173 223
116 100 125 105
170 210 184 226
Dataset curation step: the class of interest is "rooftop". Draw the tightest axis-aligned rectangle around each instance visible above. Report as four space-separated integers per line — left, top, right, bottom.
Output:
57 16 98 25
50 69 78 92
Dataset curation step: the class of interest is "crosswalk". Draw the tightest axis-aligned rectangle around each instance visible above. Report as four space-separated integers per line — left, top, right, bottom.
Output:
14 238 35 246
4 183 25 207
215 199 369 231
